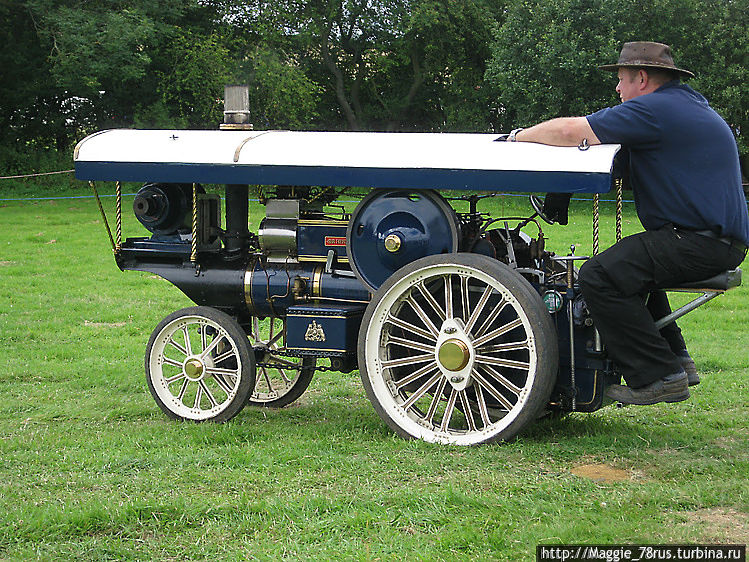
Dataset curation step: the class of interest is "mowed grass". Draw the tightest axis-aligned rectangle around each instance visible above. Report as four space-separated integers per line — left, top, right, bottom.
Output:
0 183 747 560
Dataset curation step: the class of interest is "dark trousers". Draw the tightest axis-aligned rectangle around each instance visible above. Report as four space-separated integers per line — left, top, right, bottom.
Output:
578 227 746 388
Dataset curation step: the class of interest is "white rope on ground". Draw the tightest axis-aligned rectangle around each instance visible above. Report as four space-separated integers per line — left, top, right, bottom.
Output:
0 169 74 180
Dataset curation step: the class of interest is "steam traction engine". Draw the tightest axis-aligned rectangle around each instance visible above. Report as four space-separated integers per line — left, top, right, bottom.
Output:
74 130 740 445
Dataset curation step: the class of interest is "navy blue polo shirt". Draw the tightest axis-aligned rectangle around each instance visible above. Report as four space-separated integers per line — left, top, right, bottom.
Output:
587 81 749 245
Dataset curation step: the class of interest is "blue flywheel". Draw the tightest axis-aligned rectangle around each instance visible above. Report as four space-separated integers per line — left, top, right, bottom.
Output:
346 189 459 291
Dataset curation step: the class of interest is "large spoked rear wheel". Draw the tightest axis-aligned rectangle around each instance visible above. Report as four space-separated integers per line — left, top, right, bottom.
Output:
359 254 558 445
146 306 256 422
246 316 316 408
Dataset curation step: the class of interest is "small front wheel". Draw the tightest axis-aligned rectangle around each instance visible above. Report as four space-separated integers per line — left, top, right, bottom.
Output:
245 316 316 408
145 306 256 422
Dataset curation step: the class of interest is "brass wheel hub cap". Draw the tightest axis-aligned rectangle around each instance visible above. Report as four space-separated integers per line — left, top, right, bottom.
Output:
184 358 205 380
438 339 470 372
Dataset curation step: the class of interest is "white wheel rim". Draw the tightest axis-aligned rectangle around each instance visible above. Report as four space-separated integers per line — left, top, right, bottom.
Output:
364 263 538 445
149 315 244 420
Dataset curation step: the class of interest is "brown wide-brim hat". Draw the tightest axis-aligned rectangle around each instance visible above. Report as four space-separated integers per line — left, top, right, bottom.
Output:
599 41 695 78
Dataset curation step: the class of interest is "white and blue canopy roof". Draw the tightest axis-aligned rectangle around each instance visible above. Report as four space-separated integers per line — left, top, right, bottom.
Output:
74 129 621 194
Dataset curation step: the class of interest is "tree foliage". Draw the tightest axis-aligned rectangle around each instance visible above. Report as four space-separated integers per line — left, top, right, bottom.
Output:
1 0 747 171
486 0 749 152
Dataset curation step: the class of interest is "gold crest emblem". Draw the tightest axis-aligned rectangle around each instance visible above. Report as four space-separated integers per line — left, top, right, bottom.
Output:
304 320 326 342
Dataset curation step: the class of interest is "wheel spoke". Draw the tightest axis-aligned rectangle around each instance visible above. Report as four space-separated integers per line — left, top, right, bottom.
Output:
460 275 471 323
164 372 185 384
473 381 492 427
405 295 440 338
417 281 447 323
444 274 453 319
194 383 203 409
459 389 477 431
386 335 435 353
472 317 524 347
394 362 440 390
267 330 284 348
478 364 523 397
475 299 510 338
439 388 458 432
199 380 218 407
381 353 434 370
425 377 448 425
162 356 183 368
386 314 436 342
200 325 208 354
211 348 236 365
276 368 292 385
200 334 227 360
177 379 189 401
464 285 495 334
474 354 530 372
250 316 261 345
472 368 514 411
206 366 239 377
479 340 529 354
401 371 443 410
212 373 235 395
167 337 188 357
260 367 274 392
181 326 193 355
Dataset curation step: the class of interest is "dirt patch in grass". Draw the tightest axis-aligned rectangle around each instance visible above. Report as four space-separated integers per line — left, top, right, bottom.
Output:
682 508 749 543
570 463 630 483
84 320 126 328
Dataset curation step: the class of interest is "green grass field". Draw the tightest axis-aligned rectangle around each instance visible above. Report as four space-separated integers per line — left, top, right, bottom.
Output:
0 180 747 560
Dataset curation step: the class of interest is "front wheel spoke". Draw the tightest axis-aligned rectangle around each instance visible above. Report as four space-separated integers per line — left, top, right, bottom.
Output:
401 371 443 411
381 353 434 370
206 366 239 377
394 362 439 390
386 314 436 342
261 368 274 391
199 380 218 407
473 381 492 427
267 328 284 349
181 326 193 356
164 372 186 384
276 368 293 385
405 295 440 338
479 364 523 397
472 317 524 348
387 335 435 353
200 325 208 354
212 373 235 395
211 348 236 365
194 383 203 409
474 354 530 372
162 356 183 368
472 369 514 411
167 337 188 357
177 379 189 401
200 334 227 360
459 389 477 431
465 286 495 333
416 281 447 323
439 388 458 432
